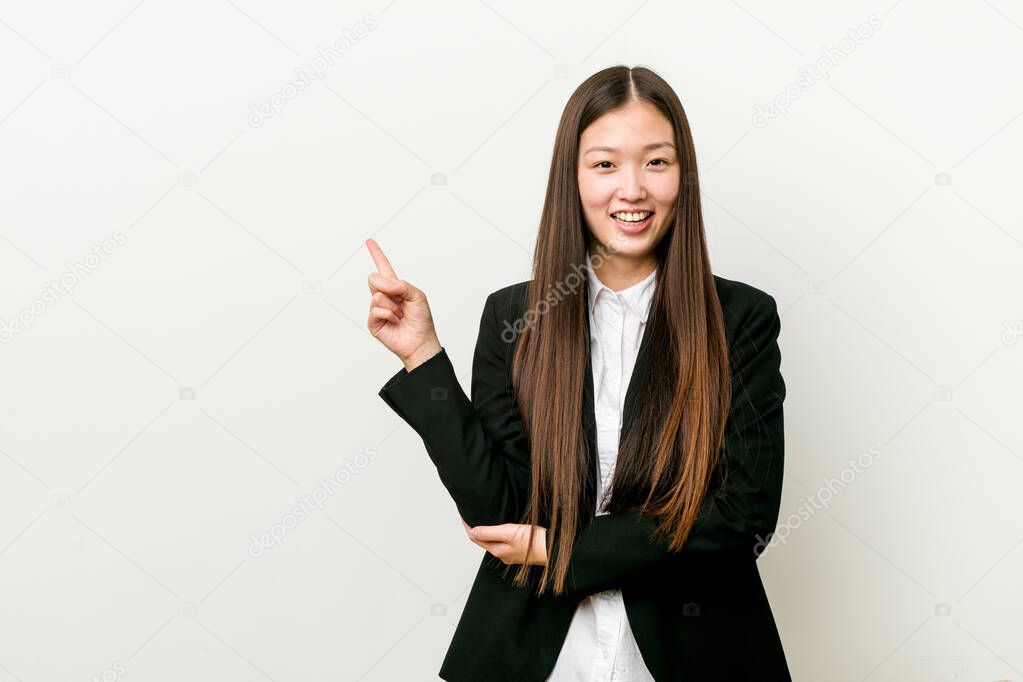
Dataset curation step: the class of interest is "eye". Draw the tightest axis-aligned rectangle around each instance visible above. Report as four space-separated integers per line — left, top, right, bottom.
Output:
592 159 670 169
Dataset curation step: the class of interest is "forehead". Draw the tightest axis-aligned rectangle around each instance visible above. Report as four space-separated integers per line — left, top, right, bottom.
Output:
579 100 675 152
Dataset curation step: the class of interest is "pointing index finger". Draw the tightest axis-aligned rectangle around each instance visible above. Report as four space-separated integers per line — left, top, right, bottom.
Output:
365 238 398 279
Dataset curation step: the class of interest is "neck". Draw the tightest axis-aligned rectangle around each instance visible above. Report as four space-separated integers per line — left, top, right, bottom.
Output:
590 252 657 292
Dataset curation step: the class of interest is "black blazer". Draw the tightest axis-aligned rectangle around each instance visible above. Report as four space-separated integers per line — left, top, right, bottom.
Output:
378 274 790 682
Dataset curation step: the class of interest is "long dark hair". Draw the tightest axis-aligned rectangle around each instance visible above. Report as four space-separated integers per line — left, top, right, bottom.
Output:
505 65 732 596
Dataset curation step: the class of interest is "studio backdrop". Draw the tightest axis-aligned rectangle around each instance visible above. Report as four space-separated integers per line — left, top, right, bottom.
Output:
0 1 1021 680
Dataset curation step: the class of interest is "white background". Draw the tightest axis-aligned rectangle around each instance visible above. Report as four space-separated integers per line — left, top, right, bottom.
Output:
0 1 1021 680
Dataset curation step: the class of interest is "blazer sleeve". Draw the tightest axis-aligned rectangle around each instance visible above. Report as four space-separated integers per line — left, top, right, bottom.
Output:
547 292 786 598
377 292 530 527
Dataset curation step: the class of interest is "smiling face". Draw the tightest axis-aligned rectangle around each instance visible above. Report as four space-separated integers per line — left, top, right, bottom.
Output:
577 98 680 283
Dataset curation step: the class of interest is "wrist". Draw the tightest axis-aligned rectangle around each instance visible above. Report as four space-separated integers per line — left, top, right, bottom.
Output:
403 338 442 372
531 527 548 566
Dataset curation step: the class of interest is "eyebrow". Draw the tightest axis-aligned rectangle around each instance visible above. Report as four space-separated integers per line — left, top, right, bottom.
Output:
583 141 676 154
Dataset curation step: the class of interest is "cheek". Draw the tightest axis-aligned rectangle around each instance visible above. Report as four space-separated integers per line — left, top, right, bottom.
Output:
652 175 680 207
578 174 616 206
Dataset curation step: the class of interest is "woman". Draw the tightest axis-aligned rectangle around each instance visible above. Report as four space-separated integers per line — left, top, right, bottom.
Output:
367 65 790 681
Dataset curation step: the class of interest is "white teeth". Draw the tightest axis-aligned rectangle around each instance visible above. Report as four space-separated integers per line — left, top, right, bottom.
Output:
613 211 652 222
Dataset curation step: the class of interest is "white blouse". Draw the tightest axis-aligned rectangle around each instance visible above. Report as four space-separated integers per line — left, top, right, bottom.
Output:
546 254 657 682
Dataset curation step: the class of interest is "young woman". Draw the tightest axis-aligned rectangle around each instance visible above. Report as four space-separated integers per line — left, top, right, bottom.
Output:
367 65 790 682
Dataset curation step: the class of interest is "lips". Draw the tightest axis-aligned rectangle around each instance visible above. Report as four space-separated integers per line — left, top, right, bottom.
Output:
611 210 653 222
612 212 653 234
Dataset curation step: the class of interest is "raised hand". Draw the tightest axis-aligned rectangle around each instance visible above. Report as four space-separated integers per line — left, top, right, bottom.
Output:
365 238 442 371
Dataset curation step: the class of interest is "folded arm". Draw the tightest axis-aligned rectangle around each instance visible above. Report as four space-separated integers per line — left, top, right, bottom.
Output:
547 293 787 598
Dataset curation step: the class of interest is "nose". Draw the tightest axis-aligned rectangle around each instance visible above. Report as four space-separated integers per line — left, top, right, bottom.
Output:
616 166 646 203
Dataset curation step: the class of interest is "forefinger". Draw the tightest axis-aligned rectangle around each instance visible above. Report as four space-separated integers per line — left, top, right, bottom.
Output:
471 524 512 542
365 238 398 279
